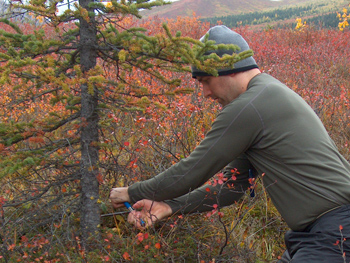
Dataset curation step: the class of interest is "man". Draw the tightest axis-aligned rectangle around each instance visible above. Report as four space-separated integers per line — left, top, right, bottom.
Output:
110 25 350 262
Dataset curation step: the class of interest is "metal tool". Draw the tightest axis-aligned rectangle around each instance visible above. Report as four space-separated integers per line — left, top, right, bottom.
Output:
101 202 146 227
101 210 129 217
124 202 146 226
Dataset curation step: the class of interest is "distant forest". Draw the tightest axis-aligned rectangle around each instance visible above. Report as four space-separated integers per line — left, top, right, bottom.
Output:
204 4 341 29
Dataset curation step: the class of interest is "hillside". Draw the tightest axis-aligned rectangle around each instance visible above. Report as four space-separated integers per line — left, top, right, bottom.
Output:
140 0 348 20
205 0 349 29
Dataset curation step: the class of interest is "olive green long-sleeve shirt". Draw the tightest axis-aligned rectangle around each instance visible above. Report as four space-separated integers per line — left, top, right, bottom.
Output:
128 73 350 231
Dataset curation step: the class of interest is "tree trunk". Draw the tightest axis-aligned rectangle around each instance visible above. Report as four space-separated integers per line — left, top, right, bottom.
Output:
79 0 100 247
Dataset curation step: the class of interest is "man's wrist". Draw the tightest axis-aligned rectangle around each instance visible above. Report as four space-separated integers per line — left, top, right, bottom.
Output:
163 200 175 216
122 187 130 202
163 202 173 217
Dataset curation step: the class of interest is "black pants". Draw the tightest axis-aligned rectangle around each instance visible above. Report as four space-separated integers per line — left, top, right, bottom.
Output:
278 205 350 263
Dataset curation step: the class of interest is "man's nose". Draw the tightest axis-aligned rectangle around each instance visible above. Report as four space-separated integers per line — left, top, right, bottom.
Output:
202 85 212 98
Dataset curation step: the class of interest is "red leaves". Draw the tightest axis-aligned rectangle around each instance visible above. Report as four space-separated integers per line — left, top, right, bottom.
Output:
206 203 224 219
123 251 131 261
0 143 4 152
334 225 346 247
136 232 149 243
28 137 45 144
96 173 104 184
1 12 349 263
7 243 16 251
207 173 227 187
154 242 161 249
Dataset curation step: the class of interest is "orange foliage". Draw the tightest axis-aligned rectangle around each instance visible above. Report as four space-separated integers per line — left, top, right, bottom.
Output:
1 11 350 262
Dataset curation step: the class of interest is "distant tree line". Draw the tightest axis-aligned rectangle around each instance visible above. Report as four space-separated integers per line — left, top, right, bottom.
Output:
304 12 341 29
203 3 341 29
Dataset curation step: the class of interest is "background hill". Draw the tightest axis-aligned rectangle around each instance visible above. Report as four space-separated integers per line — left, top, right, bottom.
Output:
141 0 315 19
141 0 349 28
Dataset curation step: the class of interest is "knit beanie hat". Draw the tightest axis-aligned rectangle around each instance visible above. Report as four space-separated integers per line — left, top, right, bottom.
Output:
191 25 259 78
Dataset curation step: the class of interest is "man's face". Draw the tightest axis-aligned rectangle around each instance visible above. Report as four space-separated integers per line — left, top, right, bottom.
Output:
196 74 243 107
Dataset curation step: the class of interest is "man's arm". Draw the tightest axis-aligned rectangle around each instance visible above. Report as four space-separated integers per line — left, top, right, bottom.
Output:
164 154 253 214
127 100 263 203
122 155 254 228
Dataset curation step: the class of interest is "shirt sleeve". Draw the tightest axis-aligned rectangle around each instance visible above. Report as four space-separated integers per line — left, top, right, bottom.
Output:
128 97 263 203
164 155 255 214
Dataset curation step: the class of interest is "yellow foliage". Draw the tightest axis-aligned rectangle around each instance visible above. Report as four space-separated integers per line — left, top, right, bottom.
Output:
337 4 350 31
295 18 307 31
46 56 55 67
62 83 70 92
37 16 44 23
118 49 127 62
88 82 94 95
74 65 82 77
88 75 106 84
75 6 90 23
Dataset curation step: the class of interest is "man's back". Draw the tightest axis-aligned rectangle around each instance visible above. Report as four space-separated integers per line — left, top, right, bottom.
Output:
239 73 350 230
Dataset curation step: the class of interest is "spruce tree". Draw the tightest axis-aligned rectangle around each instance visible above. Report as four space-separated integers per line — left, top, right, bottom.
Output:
0 0 253 250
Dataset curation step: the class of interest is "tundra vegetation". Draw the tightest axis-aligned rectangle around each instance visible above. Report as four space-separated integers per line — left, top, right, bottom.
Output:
0 1 349 262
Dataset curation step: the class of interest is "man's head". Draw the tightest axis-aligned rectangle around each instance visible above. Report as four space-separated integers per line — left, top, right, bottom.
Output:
196 69 260 106
193 26 260 107
191 25 259 78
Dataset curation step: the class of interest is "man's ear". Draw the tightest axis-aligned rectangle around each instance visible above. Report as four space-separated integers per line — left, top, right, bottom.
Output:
227 72 237 78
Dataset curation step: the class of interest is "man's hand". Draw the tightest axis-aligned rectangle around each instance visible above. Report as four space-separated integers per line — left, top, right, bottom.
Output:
127 200 173 229
109 187 130 208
